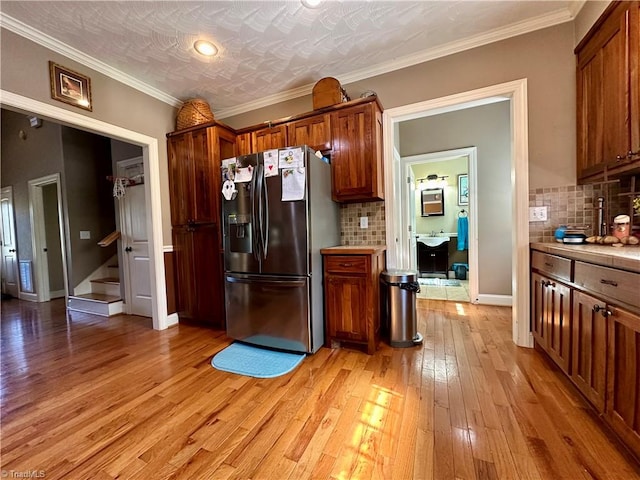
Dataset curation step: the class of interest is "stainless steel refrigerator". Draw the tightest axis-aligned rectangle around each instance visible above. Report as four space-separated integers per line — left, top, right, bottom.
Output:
221 146 339 354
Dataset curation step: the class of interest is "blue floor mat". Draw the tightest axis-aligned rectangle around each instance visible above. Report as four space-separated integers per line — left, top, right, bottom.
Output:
211 342 306 378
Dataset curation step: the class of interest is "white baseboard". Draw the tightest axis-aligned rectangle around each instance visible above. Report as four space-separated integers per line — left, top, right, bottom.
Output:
166 312 179 327
474 294 513 306
50 289 66 299
18 292 38 302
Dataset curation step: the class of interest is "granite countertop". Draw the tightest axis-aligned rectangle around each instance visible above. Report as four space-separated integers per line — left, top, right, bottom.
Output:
320 245 387 255
531 242 640 273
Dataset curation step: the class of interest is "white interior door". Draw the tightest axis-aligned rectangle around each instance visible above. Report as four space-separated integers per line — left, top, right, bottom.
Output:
1 187 19 298
118 158 152 317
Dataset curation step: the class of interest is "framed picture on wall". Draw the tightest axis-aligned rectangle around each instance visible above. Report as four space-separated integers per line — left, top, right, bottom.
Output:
49 61 93 111
458 174 469 205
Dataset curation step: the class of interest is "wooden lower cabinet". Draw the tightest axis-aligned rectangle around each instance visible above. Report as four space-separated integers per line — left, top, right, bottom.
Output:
606 306 640 459
571 289 608 412
322 248 385 354
531 272 572 373
173 224 225 328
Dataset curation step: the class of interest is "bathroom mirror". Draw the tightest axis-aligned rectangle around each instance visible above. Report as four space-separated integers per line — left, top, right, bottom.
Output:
421 188 444 216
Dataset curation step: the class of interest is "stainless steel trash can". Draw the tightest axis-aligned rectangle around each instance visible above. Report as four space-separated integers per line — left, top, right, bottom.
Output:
380 269 423 348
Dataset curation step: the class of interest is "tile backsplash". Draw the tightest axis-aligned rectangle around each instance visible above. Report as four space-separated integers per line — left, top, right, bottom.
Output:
528 183 624 243
340 201 386 245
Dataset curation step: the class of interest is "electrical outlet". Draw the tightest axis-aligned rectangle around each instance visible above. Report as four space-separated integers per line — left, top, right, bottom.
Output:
80 230 91 240
529 206 548 222
360 216 368 229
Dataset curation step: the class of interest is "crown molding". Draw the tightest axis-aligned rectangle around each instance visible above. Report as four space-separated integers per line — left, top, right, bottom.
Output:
2 6 574 120
215 7 573 119
0 13 182 108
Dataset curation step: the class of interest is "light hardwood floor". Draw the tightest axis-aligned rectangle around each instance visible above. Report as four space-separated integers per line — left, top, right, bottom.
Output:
1 298 639 480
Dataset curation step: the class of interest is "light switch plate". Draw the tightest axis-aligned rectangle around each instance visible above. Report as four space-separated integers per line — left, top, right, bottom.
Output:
80 230 91 240
360 216 368 229
529 206 548 222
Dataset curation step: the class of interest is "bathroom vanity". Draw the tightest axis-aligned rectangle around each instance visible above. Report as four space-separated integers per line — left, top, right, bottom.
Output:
416 235 450 276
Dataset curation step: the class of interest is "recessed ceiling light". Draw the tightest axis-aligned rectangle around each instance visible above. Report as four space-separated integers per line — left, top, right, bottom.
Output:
194 40 218 57
301 0 323 8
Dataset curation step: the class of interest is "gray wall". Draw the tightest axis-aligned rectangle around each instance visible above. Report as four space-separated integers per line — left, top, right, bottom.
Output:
61 126 116 289
0 28 176 243
223 22 576 191
1 109 117 294
401 101 512 296
1 109 64 262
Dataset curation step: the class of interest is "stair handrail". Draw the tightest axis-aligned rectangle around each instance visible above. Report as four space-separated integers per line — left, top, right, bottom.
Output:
98 230 121 247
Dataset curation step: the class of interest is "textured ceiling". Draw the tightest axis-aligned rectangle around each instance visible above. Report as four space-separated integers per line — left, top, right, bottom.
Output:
0 1 579 117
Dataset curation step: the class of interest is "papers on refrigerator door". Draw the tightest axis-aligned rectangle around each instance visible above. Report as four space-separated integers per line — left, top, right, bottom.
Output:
263 149 279 177
234 165 253 183
278 147 304 169
221 157 236 182
281 167 306 201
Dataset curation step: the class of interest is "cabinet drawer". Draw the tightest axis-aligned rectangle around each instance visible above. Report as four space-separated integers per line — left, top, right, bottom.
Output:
574 261 640 307
531 251 572 282
324 255 369 274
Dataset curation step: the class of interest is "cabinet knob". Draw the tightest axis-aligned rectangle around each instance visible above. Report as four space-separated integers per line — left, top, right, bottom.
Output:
592 304 611 317
616 154 625 161
339 263 353 267
599 279 618 287
627 150 639 159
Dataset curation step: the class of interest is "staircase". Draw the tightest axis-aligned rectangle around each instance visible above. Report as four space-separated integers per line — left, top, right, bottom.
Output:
67 264 123 317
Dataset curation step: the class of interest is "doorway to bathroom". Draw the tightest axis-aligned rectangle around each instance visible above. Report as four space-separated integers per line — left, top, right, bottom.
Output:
403 147 478 303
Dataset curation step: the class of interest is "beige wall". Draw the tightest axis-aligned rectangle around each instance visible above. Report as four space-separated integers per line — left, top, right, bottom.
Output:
224 22 577 190
401 101 512 296
574 1 611 45
0 28 177 243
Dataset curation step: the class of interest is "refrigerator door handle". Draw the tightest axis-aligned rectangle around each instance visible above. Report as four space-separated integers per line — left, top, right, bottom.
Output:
225 275 306 288
261 165 269 259
251 164 261 261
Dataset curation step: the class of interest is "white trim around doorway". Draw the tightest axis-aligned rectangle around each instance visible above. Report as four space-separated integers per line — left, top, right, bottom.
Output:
382 79 532 348
0 89 173 330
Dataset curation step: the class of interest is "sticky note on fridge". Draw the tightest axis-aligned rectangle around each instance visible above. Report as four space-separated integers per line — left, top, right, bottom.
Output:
234 166 253 183
282 167 305 201
263 149 278 177
278 147 303 169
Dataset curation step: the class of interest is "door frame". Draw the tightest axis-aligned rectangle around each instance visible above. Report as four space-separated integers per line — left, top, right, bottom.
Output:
383 79 531 347
1 89 173 330
402 147 479 304
28 173 68 303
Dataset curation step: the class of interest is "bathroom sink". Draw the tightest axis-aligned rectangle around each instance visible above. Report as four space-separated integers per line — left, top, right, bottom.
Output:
418 236 450 247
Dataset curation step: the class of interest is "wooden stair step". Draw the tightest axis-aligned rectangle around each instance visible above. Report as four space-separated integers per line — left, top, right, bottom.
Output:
69 293 121 304
90 277 120 285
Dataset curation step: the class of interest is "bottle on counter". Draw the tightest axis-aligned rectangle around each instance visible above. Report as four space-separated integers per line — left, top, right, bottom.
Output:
612 214 630 240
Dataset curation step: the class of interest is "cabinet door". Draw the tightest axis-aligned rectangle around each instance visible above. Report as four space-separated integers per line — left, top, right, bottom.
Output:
168 134 193 226
236 132 252 155
190 128 219 225
571 290 608 411
287 114 331 152
252 125 287 152
544 279 572 373
531 273 572 372
606 306 640 459
173 225 224 327
531 272 546 345
576 2 631 180
330 102 384 202
325 273 368 344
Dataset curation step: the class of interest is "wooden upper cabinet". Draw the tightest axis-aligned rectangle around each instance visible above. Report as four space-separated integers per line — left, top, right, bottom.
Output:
236 132 252 156
330 100 384 202
576 1 640 182
251 125 287 152
168 125 236 227
287 114 332 152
